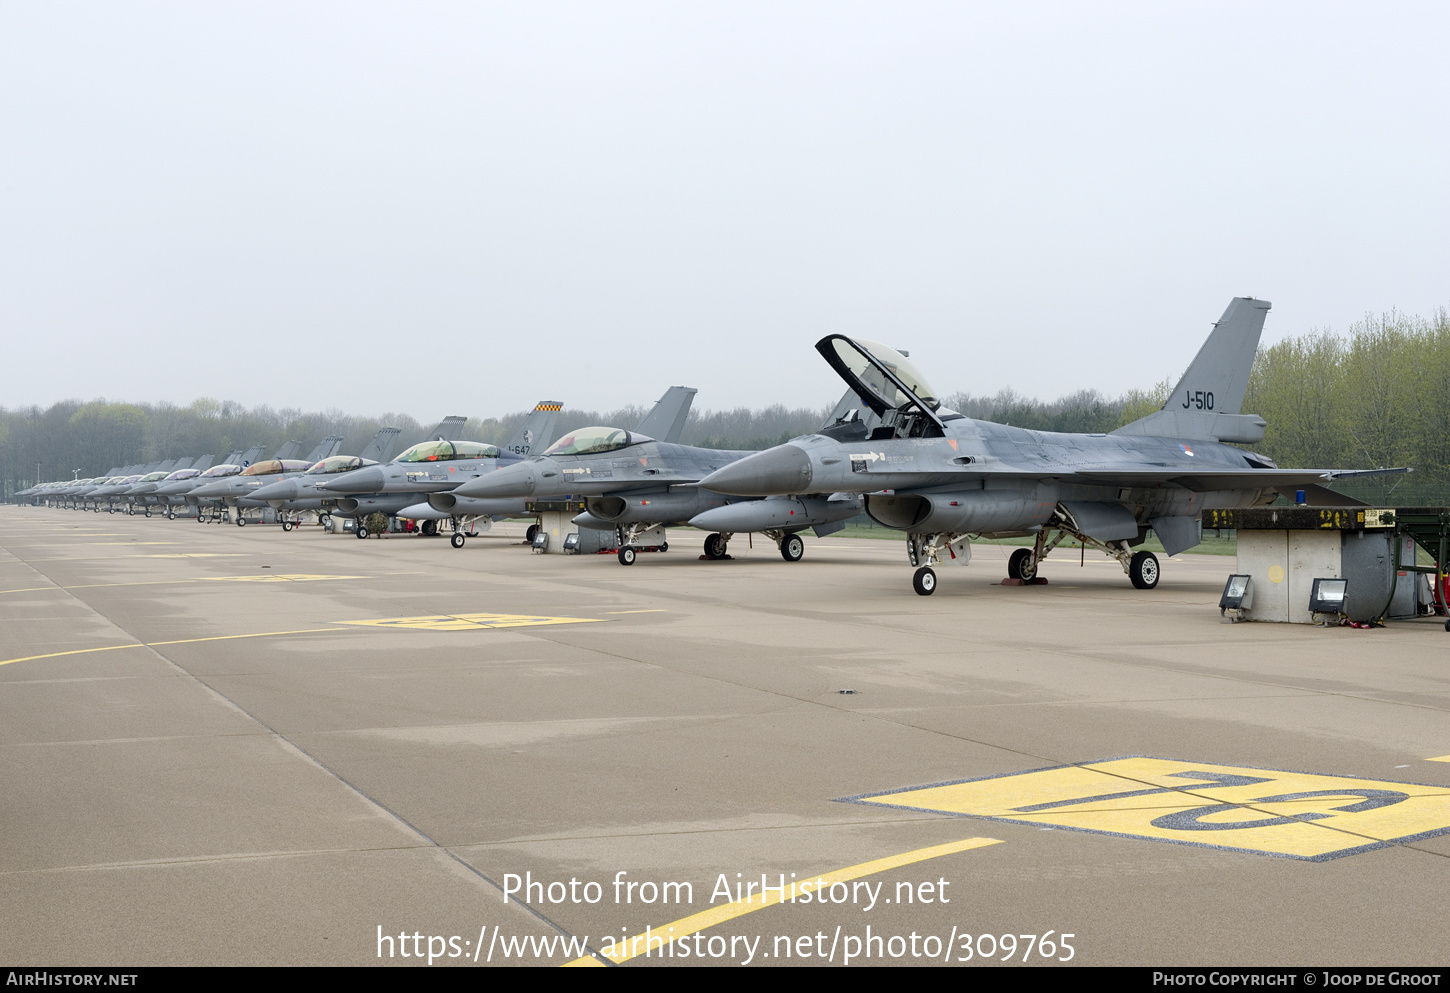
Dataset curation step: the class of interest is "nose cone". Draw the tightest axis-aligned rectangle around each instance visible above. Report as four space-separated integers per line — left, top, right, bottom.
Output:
455 461 539 499
698 445 814 496
190 479 236 498
318 465 385 493
252 479 299 502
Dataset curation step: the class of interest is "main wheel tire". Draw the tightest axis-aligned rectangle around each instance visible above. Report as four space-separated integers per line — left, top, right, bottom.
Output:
1008 547 1036 580
780 533 805 562
659 542 668 552
1129 550 1160 589
422 519 438 537
703 533 727 559
525 524 540 543
319 514 331 528
356 526 368 539
450 532 466 548
913 566 937 596
144 508 152 518
618 546 637 566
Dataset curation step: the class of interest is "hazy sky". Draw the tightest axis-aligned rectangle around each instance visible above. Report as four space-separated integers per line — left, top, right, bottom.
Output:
3 2 1446 420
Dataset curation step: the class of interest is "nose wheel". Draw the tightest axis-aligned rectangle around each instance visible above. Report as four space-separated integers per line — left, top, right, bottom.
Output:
618 546 637 566
913 567 937 596
450 532 466 548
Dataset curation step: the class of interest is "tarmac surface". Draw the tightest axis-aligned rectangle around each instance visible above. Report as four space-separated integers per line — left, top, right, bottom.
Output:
1 504 1447 967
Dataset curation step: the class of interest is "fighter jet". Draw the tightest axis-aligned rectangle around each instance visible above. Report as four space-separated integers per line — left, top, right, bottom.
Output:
248 426 405 529
421 390 713 548
450 388 873 564
315 403 566 539
696 297 1404 595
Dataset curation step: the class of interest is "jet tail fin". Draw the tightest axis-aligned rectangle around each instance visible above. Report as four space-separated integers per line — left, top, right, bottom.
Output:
191 454 214 470
505 401 563 456
220 451 242 467
239 445 266 468
272 440 302 461
1112 296 1271 443
305 436 345 462
358 427 401 463
430 416 468 441
636 387 697 443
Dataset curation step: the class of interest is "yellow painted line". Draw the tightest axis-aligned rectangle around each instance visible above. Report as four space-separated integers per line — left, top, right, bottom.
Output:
132 553 244 559
338 612 603 632
1427 755 1450 764
94 542 179 545
605 609 667 615
201 574 366 583
0 628 338 668
563 837 1002 967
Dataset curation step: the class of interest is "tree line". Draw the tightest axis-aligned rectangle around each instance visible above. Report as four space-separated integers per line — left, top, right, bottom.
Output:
5 306 1447 504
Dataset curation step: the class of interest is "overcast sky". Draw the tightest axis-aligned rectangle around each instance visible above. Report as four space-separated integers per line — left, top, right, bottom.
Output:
2 2 1446 420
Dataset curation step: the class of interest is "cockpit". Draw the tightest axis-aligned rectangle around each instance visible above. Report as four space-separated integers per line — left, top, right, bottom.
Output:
395 440 501 463
139 472 169 482
816 336 957 440
543 427 646 457
240 460 311 476
306 456 379 475
163 469 201 481
198 464 242 478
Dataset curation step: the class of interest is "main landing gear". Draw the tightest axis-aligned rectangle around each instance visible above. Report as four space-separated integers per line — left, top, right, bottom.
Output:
902 509 1163 596
700 530 806 563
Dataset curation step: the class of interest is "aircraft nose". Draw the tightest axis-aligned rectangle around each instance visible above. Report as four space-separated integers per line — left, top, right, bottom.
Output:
698 445 814 495
456 461 538 499
318 465 385 493
190 480 230 498
252 479 298 501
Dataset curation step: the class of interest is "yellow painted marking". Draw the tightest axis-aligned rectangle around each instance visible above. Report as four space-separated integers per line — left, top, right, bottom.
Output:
201 574 366 583
564 837 1002 966
1426 755 1450 764
605 609 667 615
1267 564 1285 584
338 612 603 631
853 757 1450 861
132 553 244 559
94 542 179 545
0 628 337 667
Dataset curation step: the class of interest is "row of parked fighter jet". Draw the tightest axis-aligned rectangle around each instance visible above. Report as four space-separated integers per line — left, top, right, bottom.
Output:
15 305 1400 594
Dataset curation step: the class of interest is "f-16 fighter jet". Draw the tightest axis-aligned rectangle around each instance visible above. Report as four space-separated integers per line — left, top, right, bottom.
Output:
450 388 875 564
249 427 404 529
314 402 567 540
697 298 1404 595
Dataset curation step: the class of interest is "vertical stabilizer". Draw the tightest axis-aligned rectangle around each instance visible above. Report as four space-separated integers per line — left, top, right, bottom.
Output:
272 440 301 461
636 387 697 443
505 402 563 456
191 455 214 471
1112 297 1271 443
431 416 468 441
239 445 266 468
305 436 345 462
358 427 402 463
